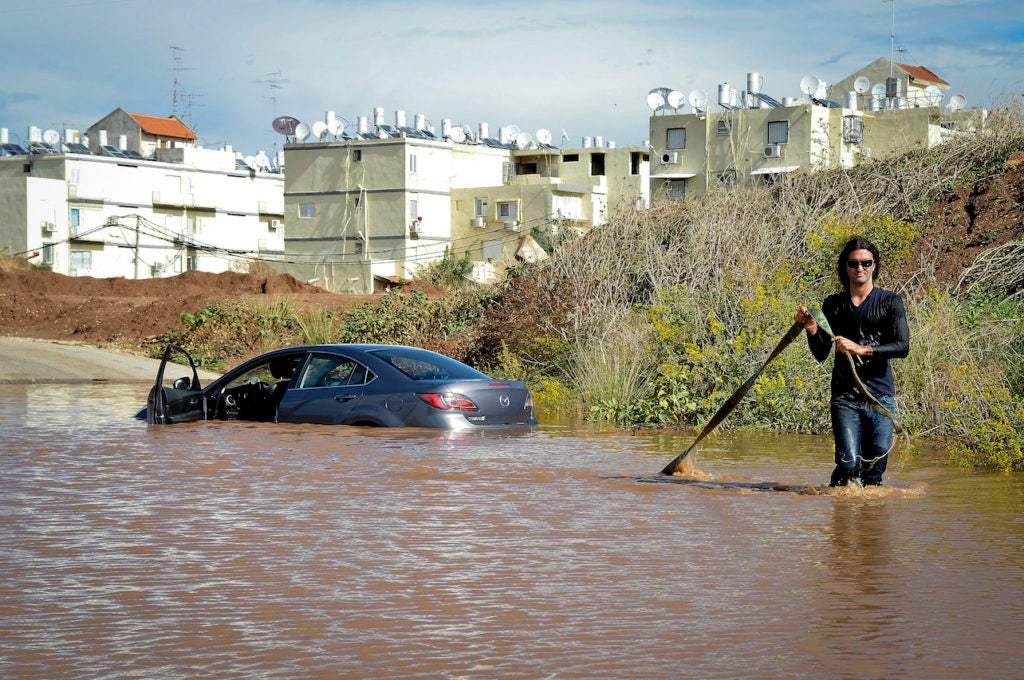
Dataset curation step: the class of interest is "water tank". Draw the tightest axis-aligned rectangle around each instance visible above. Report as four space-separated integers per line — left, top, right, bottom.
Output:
479 122 489 139
414 113 426 130
98 130 108 146
594 136 604 148
441 119 452 138
582 137 594 148
718 83 731 107
869 97 883 111
357 116 369 134
373 107 384 126
28 125 41 142
783 97 797 106
395 110 406 127
846 91 858 110
0 128 7 144
326 111 336 129
747 72 763 95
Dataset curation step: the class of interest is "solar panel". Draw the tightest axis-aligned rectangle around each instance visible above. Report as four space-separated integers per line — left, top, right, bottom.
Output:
28 141 58 154
65 142 92 155
120 149 144 159
0 143 27 156
101 145 128 158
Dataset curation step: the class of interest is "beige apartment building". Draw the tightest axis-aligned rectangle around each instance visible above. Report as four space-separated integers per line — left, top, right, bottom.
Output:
279 113 649 293
648 58 983 202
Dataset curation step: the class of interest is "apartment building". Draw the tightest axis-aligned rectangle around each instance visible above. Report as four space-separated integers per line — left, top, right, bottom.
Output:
648 58 983 201
279 111 649 293
0 112 284 277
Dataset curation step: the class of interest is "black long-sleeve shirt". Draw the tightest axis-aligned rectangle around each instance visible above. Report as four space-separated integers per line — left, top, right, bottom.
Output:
807 287 910 400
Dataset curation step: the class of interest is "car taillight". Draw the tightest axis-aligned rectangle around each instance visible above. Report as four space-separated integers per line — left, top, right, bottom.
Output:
417 392 479 411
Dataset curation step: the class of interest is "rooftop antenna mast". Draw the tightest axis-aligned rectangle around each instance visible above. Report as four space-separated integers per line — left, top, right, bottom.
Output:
265 71 284 154
886 0 896 78
170 45 194 119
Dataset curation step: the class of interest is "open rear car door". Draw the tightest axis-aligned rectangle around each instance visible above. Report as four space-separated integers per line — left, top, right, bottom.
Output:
146 344 206 424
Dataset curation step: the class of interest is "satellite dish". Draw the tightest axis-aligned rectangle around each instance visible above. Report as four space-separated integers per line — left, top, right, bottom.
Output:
687 90 708 111
43 129 60 145
667 90 685 110
515 131 533 149
646 90 666 112
924 85 943 106
294 122 310 141
536 128 553 145
272 116 301 136
243 155 257 170
255 151 271 170
871 83 886 98
799 74 821 96
949 93 966 112
328 119 344 136
311 121 328 139
853 76 871 94
449 127 466 143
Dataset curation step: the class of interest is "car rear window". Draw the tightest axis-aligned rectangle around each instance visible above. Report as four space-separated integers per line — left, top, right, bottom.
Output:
370 347 488 381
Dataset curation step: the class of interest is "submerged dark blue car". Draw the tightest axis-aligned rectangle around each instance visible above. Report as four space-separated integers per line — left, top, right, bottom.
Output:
138 343 538 430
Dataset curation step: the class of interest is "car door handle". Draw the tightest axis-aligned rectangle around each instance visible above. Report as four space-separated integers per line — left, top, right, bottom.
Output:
334 395 357 402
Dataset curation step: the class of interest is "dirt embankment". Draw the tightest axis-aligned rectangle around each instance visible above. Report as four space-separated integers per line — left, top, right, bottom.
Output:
0 268 360 351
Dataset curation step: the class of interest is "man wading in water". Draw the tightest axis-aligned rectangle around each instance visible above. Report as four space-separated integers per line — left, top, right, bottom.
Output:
795 237 910 487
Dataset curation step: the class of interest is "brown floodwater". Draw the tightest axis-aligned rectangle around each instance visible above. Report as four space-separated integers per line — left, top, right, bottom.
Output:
2 383 1023 679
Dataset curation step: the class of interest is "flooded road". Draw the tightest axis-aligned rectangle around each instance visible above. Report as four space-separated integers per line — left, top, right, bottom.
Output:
2 384 1023 679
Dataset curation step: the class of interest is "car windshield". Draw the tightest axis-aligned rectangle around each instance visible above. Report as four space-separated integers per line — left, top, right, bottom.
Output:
370 347 488 381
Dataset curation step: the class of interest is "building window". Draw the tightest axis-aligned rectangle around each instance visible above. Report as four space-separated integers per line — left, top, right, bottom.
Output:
666 127 687 150
353 149 362 162
409 153 417 174
474 198 488 218
299 204 316 218
354 241 364 255
590 152 605 176
717 120 732 135
408 198 418 221
41 243 54 265
767 121 789 144
497 201 518 220
187 254 198 270
630 152 646 175
517 161 538 175
665 179 686 201
70 250 91 274
70 208 81 235
563 153 580 162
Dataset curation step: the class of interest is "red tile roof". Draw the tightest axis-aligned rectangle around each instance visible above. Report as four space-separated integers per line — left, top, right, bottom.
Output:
127 113 197 140
895 63 951 89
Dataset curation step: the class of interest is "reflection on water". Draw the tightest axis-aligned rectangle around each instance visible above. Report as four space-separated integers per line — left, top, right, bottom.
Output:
2 384 1023 679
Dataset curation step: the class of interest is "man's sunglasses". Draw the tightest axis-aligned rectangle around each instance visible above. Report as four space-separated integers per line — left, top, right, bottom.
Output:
847 259 874 269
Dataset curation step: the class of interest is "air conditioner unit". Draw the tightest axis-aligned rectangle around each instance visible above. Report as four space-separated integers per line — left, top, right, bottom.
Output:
661 152 679 164
41 221 56 233
503 220 520 232
470 217 485 228
269 219 282 230
763 144 783 159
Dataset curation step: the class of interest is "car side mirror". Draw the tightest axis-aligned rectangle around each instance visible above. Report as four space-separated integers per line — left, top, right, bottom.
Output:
173 376 192 390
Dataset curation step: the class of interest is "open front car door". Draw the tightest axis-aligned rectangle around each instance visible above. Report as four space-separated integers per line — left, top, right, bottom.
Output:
146 344 206 424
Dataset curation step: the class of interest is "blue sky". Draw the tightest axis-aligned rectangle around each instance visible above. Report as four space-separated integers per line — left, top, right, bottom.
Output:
1 0 1022 156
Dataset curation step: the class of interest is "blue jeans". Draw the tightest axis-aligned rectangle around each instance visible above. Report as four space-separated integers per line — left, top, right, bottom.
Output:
830 396 897 486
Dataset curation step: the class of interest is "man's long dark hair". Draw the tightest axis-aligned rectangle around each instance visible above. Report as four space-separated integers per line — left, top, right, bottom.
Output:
836 236 881 290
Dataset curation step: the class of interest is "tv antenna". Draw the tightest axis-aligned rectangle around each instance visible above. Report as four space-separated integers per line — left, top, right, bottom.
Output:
169 45 191 118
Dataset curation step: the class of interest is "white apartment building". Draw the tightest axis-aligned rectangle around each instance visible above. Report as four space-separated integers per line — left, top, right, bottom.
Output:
0 112 284 278
279 110 649 293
